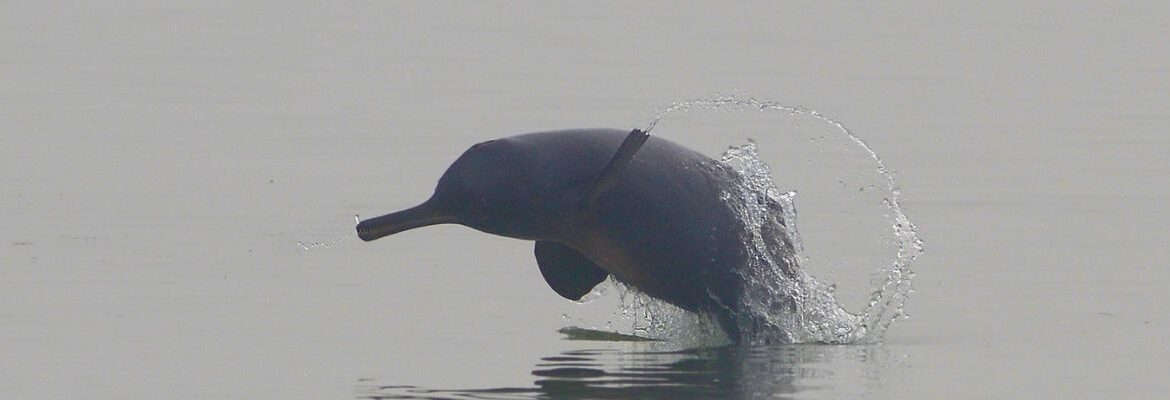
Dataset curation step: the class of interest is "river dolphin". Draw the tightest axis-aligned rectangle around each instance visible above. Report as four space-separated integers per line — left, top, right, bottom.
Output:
357 128 796 340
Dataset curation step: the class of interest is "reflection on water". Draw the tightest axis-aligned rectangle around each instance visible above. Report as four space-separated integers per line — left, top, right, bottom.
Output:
361 342 900 400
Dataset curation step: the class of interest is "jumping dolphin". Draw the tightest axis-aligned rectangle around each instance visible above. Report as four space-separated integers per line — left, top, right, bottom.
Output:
357 128 795 340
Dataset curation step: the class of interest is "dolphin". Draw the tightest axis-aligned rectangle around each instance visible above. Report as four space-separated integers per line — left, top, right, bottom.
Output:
357 128 795 340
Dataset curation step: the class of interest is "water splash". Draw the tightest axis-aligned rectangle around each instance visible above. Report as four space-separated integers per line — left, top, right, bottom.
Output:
618 95 922 344
720 143 865 343
297 239 343 250
611 279 730 348
298 215 361 250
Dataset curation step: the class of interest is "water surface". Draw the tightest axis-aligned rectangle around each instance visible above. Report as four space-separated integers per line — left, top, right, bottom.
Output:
3 1 1168 399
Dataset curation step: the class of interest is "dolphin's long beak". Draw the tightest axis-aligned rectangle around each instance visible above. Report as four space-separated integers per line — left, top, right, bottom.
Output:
356 200 457 241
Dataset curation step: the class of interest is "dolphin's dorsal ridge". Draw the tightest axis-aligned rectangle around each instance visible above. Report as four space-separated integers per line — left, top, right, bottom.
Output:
534 241 609 301
582 129 650 207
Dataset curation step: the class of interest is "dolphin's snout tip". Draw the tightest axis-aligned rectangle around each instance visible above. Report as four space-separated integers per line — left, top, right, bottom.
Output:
355 220 380 242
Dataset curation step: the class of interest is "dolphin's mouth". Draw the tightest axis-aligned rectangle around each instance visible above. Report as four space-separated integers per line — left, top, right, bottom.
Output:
356 218 393 241
356 201 457 241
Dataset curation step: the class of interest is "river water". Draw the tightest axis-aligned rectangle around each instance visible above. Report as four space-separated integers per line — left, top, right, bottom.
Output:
3 2 1167 399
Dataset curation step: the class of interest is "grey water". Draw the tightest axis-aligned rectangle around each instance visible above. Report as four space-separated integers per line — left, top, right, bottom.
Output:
3 2 1168 399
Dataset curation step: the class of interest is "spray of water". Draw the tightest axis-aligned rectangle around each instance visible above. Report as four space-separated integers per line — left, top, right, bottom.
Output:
615 95 922 344
297 215 360 250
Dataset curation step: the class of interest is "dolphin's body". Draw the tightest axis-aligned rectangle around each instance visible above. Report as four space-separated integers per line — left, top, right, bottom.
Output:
357 129 794 340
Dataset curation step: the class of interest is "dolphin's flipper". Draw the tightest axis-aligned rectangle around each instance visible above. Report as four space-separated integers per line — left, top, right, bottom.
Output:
583 129 650 207
535 241 610 301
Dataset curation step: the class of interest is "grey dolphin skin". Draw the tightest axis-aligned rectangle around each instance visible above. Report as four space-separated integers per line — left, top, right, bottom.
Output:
357 129 788 341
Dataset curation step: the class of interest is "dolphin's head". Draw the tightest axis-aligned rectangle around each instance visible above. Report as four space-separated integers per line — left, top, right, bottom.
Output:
356 137 584 242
